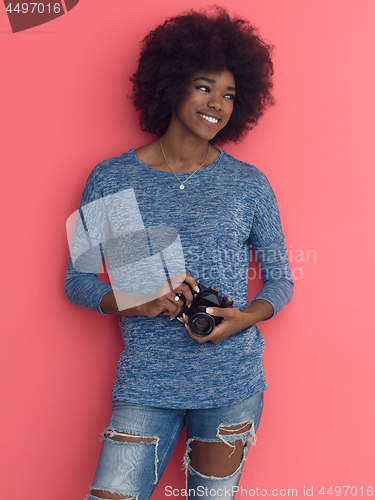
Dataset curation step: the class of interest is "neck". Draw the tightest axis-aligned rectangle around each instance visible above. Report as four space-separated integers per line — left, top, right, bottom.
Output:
160 129 211 173
160 136 210 176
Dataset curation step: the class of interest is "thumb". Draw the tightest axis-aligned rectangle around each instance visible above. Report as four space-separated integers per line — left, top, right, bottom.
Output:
206 307 227 318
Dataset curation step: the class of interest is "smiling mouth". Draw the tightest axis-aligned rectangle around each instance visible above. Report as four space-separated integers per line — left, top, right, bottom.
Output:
198 113 220 124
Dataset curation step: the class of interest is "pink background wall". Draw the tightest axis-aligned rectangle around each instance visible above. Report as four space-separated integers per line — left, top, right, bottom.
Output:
1 0 374 498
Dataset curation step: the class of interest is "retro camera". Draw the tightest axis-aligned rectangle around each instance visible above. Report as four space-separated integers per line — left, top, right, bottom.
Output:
177 282 233 336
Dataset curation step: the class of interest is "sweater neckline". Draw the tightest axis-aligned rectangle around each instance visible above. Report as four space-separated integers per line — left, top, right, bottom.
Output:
131 148 225 178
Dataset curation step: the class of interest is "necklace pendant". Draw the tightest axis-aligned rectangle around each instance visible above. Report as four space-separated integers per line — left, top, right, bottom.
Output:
159 138 210 190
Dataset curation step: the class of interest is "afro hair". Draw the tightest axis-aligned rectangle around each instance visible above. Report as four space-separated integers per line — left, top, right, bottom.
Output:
130 7 274 144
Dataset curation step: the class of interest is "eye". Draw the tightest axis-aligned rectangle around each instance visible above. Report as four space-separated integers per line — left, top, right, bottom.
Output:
196 85 210 93
224 93 235 101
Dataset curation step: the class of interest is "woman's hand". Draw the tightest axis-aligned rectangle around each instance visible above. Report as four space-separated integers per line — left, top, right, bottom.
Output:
182 299 274 344
140 274 199 319
100 273 199 318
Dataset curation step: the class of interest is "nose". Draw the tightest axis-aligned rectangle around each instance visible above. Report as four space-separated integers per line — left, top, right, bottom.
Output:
207 93 223 111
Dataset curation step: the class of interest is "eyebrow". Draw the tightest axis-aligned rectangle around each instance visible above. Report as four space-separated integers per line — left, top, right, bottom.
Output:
193 77 236 92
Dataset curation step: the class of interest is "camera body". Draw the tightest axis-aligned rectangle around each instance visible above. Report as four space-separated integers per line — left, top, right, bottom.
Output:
177 282 233 336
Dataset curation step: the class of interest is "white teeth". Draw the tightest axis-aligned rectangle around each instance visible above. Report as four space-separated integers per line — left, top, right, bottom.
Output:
200 113 219 124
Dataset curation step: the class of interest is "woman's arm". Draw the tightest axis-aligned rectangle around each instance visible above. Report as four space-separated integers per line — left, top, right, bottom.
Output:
65 164 114 314
184 172 294 344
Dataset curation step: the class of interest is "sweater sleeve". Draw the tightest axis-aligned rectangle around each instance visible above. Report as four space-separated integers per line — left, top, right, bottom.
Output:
64 165 113 314
249 175 294 318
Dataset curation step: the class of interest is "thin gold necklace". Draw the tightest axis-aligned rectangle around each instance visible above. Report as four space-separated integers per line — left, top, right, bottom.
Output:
159 138 210 190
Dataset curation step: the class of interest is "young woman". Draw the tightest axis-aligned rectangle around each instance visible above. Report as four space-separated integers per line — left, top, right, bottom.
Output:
65 8 294 500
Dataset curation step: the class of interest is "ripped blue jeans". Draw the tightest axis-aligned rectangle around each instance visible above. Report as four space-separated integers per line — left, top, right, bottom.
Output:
87 392 263 500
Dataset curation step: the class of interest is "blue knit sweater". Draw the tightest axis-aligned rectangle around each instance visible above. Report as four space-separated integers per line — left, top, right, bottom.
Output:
65 149 293 408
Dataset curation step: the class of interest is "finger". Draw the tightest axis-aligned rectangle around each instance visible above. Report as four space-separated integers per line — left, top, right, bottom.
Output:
185 313 231 344
160 291 184 319
205 307 231 318
183 315 211 344
174 282 195 306
158 298 177 317
182 274 200 293
165 291 182 304
200 323 228 343
190 328 227 344
168 272 198 293
168 295 185 320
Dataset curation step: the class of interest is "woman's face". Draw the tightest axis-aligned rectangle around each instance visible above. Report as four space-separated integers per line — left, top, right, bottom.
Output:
171 68 236 141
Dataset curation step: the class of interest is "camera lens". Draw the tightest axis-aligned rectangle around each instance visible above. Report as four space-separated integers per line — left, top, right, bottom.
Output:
190 312 215 336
